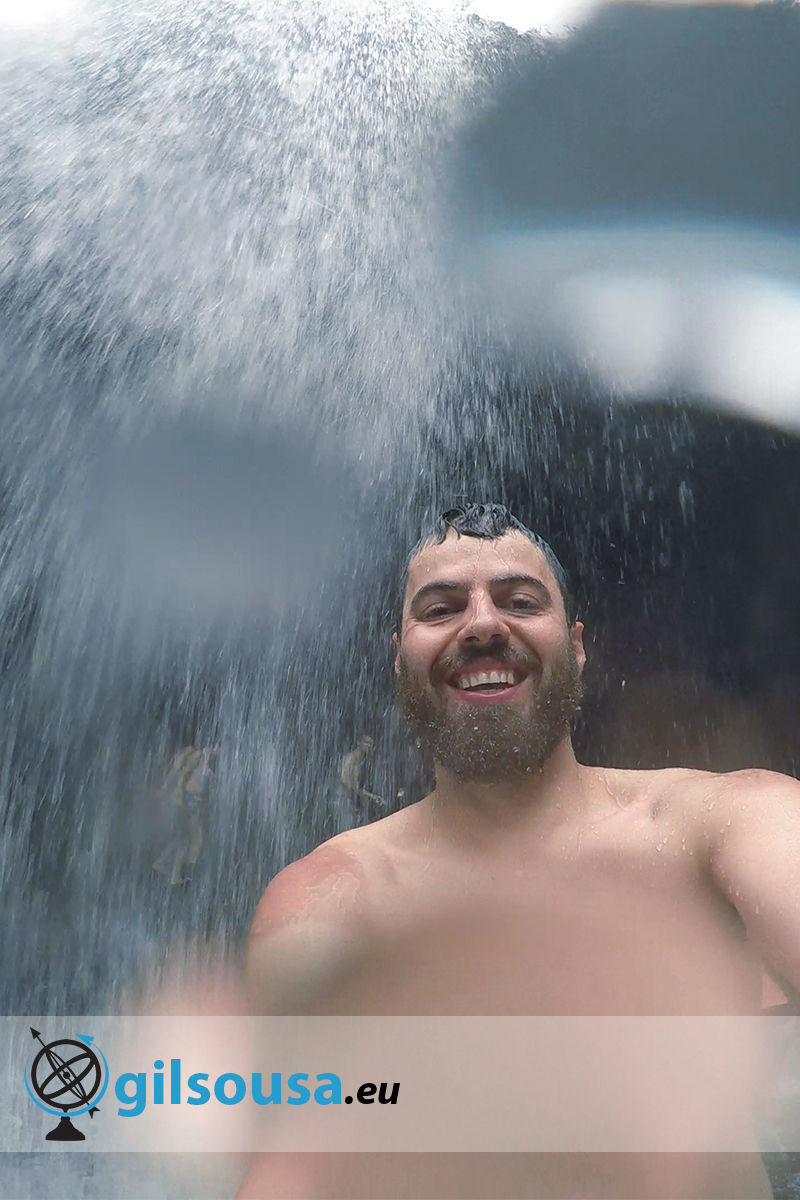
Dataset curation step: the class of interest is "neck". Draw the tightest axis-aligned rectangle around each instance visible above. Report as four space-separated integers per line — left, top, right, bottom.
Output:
426 739 585 848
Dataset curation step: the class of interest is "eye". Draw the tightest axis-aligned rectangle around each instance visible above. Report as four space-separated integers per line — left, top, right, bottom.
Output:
421 603 456 620
508 595 540 611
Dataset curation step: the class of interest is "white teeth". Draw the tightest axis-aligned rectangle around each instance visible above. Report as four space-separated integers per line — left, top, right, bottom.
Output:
457 670 517 690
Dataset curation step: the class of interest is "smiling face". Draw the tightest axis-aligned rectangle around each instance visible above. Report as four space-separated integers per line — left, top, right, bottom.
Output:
394 530 586 783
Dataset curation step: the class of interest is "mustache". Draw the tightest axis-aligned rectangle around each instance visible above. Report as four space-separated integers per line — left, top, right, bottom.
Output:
431 644 541 683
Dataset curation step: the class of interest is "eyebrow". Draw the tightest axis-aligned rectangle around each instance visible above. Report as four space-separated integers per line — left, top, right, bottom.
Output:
409 574 552 611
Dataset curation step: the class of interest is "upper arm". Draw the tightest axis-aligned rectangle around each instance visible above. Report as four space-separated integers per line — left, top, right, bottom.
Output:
246 844 367 1014
708 770 800 995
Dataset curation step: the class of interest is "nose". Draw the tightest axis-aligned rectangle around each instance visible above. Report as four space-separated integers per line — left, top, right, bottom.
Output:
457 589 510 648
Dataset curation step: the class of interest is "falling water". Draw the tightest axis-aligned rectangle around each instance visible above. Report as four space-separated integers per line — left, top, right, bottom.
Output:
0 0 539 1016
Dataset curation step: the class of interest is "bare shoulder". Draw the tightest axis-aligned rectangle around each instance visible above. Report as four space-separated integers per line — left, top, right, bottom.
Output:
246 834 370 1013
663 766 800 811
711 767 800 801
250 799 426 936
593 763 800 831
250 834 370 940
629 765 800 845
701 767 800 839
246 815 418 1014
604 762 796 801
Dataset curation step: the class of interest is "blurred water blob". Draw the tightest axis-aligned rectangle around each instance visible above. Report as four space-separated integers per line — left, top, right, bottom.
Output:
83 418 352 624
472 222 800 428
452 1 800 427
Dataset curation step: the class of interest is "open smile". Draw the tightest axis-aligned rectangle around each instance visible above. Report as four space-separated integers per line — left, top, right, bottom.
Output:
445 664 529 705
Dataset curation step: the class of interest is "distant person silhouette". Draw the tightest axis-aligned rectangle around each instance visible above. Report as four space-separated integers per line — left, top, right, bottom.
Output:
339 735 386 810
153 744 221 885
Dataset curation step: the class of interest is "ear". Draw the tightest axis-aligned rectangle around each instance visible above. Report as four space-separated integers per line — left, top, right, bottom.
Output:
392 630 401 676
570 621 586 674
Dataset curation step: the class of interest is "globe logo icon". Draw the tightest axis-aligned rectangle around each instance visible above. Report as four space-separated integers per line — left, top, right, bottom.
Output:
24 1028 108 1141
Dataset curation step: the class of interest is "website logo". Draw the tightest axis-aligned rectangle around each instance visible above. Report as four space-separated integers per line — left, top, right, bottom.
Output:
24 1027 109 1141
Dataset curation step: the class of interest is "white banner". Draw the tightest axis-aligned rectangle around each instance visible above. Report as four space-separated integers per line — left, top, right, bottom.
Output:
3 1016 797 1152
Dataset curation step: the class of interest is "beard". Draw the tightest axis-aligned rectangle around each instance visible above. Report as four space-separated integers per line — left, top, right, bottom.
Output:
395 638 585 784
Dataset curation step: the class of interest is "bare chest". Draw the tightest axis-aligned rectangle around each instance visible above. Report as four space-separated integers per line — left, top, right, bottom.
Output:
370 796 708 914
354 797 760 1013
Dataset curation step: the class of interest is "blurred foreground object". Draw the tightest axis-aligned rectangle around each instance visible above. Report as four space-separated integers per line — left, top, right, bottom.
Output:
240 892 773 1198
455 2 800 427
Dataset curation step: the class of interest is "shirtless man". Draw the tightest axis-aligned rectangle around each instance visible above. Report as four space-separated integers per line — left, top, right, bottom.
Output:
241 503 800 1199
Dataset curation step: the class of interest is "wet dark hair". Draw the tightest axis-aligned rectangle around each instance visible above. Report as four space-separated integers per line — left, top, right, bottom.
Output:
398 503 576 632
